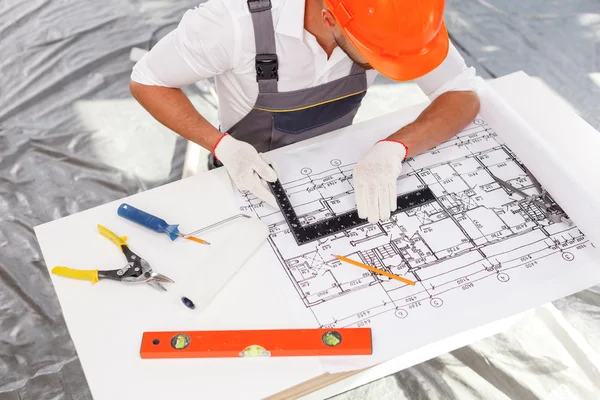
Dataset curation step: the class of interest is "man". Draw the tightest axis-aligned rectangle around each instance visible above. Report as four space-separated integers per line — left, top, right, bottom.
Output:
130 0 481 223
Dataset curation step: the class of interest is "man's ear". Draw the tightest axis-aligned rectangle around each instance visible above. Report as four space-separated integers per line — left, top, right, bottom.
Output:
322 9 337 31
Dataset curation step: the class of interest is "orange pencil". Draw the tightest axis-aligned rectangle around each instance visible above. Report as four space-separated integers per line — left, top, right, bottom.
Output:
183 236 210 245
334 254 416 286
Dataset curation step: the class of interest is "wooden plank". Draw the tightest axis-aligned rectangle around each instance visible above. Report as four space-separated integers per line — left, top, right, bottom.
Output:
264 368 370 400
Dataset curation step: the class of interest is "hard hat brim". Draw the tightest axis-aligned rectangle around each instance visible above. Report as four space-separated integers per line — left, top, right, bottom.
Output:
347 22 450 82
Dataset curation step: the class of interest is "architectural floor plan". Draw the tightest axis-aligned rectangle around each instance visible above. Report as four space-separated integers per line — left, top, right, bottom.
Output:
236 114 597 370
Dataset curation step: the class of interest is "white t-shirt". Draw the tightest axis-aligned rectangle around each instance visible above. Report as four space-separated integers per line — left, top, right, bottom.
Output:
131 0 482 132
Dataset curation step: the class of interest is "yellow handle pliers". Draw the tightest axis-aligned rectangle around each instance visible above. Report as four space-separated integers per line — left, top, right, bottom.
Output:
52 225 174 292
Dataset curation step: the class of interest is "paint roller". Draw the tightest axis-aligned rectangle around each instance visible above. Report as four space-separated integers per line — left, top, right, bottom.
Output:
170 215 269 313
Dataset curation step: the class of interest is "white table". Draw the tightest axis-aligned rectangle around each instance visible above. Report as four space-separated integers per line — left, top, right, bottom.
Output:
35 71 598 399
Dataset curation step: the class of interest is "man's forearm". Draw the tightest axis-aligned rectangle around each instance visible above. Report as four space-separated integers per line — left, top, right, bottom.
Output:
129 81 223 150
388 91 480 158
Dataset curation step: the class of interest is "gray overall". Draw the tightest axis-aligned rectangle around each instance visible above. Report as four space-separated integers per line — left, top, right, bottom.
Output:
208 0 368 169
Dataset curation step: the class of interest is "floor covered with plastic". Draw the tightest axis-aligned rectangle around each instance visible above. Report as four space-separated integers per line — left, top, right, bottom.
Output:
1 0 599 399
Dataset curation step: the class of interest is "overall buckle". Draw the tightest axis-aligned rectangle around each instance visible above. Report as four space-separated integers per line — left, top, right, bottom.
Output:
255 54 278 81
247 0 272 13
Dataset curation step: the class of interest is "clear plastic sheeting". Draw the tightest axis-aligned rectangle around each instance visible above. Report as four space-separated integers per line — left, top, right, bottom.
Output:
332 305 600 400
1 0 599 399
1 1 200 399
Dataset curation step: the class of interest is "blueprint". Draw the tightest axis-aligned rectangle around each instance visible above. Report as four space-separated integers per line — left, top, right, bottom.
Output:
235 111 599 371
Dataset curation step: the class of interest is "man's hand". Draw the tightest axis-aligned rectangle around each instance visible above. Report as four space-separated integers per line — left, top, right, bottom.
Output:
213 134 278 208
353 140 408 223
353 91 479 224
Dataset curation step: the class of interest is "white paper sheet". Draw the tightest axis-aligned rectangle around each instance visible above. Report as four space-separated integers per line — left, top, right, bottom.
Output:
34 170 325 400
236 104 600 373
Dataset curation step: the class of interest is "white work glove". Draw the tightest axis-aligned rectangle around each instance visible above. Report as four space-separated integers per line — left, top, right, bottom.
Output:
353 140 408 223
213 134 278 208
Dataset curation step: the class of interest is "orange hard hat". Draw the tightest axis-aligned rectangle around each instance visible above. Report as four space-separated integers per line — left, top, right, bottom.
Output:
324 0 449 81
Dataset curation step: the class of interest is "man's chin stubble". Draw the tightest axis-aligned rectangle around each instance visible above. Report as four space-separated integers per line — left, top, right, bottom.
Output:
334 36 373 70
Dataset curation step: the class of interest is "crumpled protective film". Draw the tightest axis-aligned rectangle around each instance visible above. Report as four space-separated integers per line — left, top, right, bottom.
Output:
1 0 599 399
1 0 198 399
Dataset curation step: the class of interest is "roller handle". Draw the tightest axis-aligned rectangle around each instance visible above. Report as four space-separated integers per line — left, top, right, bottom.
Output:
117 203 180 241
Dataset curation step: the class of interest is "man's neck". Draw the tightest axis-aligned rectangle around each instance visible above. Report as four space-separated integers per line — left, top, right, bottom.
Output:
304 0 337 57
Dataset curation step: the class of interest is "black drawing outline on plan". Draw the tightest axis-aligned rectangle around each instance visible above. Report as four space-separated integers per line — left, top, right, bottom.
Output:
238 119 590 329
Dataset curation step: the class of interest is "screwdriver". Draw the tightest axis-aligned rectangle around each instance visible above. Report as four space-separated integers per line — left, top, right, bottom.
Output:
117 203 210 245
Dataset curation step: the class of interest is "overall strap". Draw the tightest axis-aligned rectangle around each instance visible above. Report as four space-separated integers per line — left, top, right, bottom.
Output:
247 0 278 93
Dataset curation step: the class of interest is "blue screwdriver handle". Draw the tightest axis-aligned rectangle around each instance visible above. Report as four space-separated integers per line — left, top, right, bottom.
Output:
117 203 180 241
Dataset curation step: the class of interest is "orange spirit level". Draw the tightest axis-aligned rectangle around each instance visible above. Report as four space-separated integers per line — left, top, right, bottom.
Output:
140 328 372 359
